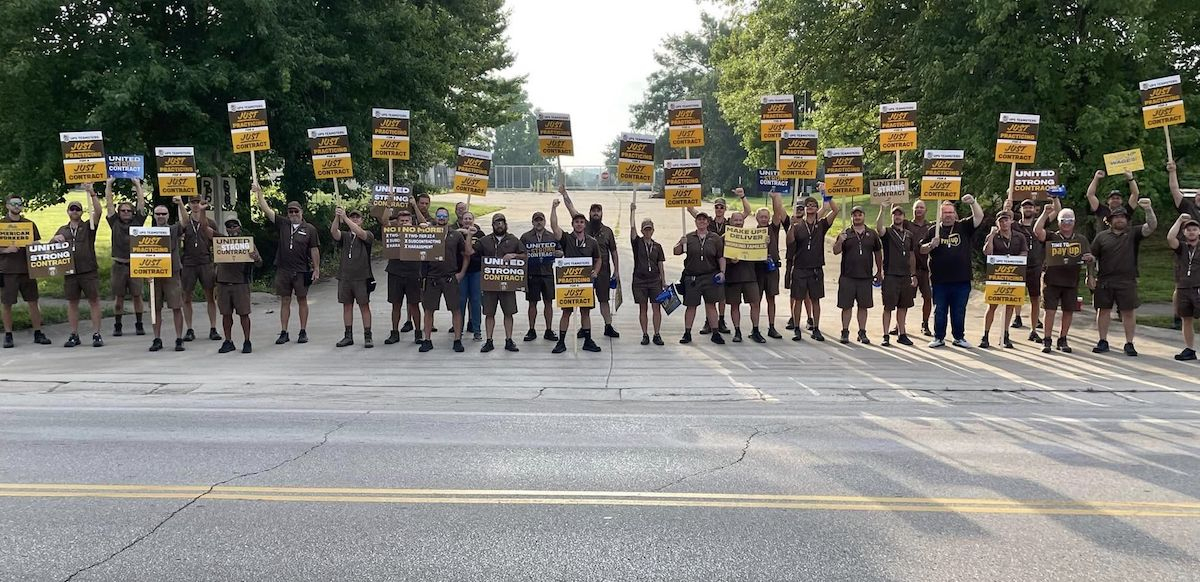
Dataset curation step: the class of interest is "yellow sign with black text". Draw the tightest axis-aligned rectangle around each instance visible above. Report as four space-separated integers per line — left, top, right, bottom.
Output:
130 226 173 278
308 126 354 179
778 130 818 179
60 131 108 183
663 159 702 208
920 150 964 201
554 257 596 308
228 100 271 153
536 112 574 157
879 102 917 152
823 147 864 197
155 147 198 197
994 113 1040 163
723 226 768 262
371 108 411 160
1140 75 1186 129
617 133 655 184
453 147 492 195
759 95 795 142
668 100 705 148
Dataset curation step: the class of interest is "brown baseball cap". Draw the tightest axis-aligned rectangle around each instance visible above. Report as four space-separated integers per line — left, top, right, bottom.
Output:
286 201 302 210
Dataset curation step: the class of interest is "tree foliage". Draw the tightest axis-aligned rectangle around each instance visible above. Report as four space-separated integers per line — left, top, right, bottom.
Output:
0 0 522 205
489 92 551 166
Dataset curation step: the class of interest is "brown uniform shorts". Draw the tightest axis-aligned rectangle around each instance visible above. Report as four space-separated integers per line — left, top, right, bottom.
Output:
110 260 144 299
1093 281 1138 311
790 268 825 300
1043 284 1081 312
756 265 780 298
65 271 100 302
217 283 252 316
1024 265 1043 297
388 273 421 305
338 278 371 306
422 276 461 311
153 275 183 311
882 274 916 311
915 270 931 299
0 273 38 305
682 274 722 307
526 275 555 304
837 276 874 309
274 269 311 298
594 267 612 303
1175 287 1200 319
632 284 662 304
483 290 518 316
181 263 216 292
724 281 761 304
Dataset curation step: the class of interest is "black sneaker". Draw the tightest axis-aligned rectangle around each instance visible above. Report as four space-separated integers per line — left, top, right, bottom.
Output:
174 338 185 352
1011 315 1024 329
1002 333 1014 349
448 327 455 334
33 330 50 345
481 339 495 353
881 335 891 347
710 332 725 345
652 334 664 346
384 330 401 345
806 317 815 331
577 328 586 339
401 321 414 333
604 324 620 338
699 322 711 335
2 333 12 348
1175 347 1197 361
113 322 123 337
1028 331 1042 343
857 330 870 345
149 338 163 352
792 328 803 342
363 331 373 349
414 330 423 344
297 329 308 344
209 328 222 341
641 334 650 346
91 333 103 348
811 329 825 342
921 323 932 337
889 327 899 336
897 334 913 346
505 339 519 352
1092 339 1109 354
1123 342 1138 357
552 340 566 354
718 318 731 334
524 330 537 342
680 331 693 344
336 334 354 348
184 328 195 342
978 335 991 349
219 340 236 353
750 330 766 344
732 330 743 343
276 331 290 345
544 330 558 342
64 334 80 348
582 338 602 352
453 339 465 352
1057 337 1072 354
767 327 782 339
242 341 252 354
785 317 795 330
419 340 434 353
134 322 145 336
431 326 439 333
1043 338 1053 354
1036 321 1044 329
839 330 850 344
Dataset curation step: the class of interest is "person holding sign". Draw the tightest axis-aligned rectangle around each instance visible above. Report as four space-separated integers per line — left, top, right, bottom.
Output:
1168 162 1196 217
755 190 789 339
1006 195 1060 340
1168 214 1200 361
549 199 602 354
384 210 424 346
214 218 261 354
1033 207 1092 354
255 184 320 345
1 196 50 348
174 196 221 343
688 196 739 335
832 206 882 345
419 207 472 353
147 205 186 352
561 186 621 339
477 213 527 353
920 195 984 348
105 177 148 337
519 211 559 343
331 208 375 348
1089 201 1156 356
52 184 103 347
674 212 726 345
875 205 918 347
724 212 766 344
979 211 1027 349
629 201 666 346
1085 170 1140 226
785 185 838 341
904 200 934 337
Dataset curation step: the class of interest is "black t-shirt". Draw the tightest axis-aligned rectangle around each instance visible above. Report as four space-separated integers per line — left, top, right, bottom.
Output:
791 217 832 270
587 223 617 274
837 228 881 279
337 231 374 281
989 231 1027 258
560 232 600 260
426 229 467 279
922 217 977 285
765 216 790 262
273 215 318 273
1011 220 1044 268
1175 241 1200 288
881 224 916 277
107 211 148 260
56 221 98 274
682 231 723 275
1092 227 1147 282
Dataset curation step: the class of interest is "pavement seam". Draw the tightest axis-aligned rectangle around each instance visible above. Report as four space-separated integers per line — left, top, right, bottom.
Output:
57 410 370 582
653 425 794 492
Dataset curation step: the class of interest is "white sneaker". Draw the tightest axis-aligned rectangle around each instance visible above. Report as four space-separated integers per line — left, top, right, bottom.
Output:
928 338 945 348
952 338 972 349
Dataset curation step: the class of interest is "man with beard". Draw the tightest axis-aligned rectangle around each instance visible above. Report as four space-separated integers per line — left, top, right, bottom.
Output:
1089 200 1156 356
173 195 221 343
1086 169 1140 226
550 199 602 353
920 195 984 349
629 200 666 345
902 199 934 336
724 211 765 343
1168 213 1200 361
0 196 49 348
675 212 726 345
255 184 320 345
105 177 148 336
689 196 735 334
1008 196 1060 339
384 210 424 345
331 208 375 348
875 204 918 347
147 204 186 352
1169 161 1195 331
53 183 103 348
477 213 526 353
979 210 1027 349
520 210 559 342
561 186 621 339
419 207 472 353
1033 206 1093 354
785 185 838 341
755 189 789 339
832 206 882 345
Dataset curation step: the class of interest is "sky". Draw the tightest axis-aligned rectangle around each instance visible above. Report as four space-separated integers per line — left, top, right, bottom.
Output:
501 0 713 166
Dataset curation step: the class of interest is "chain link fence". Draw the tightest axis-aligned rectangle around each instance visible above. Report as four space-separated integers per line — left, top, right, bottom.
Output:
425 164 657 193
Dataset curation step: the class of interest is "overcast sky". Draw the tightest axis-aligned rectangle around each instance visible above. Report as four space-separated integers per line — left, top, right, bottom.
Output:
501 0 713 166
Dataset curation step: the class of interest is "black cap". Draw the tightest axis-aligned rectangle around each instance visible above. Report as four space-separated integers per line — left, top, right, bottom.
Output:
224 218 241 227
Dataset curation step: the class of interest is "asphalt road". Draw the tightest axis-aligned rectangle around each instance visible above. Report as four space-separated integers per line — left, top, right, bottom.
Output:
1 393 1198 581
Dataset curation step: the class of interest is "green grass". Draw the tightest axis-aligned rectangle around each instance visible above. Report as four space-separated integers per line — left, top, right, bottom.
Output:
25 191 116 300
1137 315 1195 330
1134 235 1177 304
7 304 117 331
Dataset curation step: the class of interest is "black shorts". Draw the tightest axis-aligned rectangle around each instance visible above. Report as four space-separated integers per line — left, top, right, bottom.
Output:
526 274 555 303
836 276 873 309
1043 284 1081 312
1176 287 1200 319
1093 281 1138 311
388 273 421 305
682 274 721 307
483 291 518 316
724 281 760 304
632 284 661 304
1025 265 1043 297
338 279 371 306
594 267 612 302
0 273 38 306
915 270 931 299
789 267 825 300
422 276 461 311
882 274 916 311
756 263 780 297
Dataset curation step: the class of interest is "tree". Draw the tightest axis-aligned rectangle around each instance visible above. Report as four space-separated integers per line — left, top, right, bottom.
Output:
490 92 552 166
713 0 1200 210
0 0 523 205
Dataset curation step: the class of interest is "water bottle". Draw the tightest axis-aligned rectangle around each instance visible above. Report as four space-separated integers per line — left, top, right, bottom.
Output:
766 256 777 272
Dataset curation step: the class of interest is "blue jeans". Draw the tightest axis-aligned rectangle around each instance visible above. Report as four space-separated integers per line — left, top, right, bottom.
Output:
932 282 970 341
459 271 482 333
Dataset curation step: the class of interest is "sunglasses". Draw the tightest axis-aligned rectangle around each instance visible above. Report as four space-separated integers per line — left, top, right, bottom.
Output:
435 214 449 219
153 212 169 216
714 205 726 210
119 208 133 212
287 209 301 214
68 207 83 212
643 226 654 231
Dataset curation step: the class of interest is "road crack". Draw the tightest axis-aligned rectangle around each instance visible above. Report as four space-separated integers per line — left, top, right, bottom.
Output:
654 425 792 492
59 411 370 582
